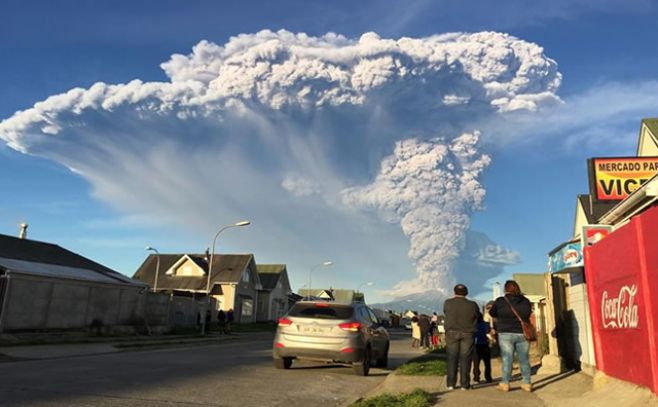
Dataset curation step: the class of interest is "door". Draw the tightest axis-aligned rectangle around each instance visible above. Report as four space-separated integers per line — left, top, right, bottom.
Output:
364 307 387 357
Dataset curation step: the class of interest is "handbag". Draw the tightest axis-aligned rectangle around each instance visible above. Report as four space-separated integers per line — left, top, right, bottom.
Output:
503 296 537 342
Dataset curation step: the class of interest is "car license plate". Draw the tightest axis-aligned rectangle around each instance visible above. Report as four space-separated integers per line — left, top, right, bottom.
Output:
303 326 327 334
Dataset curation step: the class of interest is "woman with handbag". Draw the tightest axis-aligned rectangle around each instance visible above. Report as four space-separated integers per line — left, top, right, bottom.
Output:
489 280 535 392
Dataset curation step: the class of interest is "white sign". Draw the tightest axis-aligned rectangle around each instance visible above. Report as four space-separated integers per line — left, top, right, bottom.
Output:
601 284 639 329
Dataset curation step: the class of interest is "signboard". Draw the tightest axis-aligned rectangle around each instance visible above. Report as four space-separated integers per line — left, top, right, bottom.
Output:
581 225 613 247
583 205 658 393
588 156 658 201
548 241 583 273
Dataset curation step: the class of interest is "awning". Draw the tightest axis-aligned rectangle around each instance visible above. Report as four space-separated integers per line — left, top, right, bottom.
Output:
548 241 583 274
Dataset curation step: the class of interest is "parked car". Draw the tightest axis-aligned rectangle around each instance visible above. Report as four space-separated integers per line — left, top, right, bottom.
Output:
272 301 390 376
402 318 412 330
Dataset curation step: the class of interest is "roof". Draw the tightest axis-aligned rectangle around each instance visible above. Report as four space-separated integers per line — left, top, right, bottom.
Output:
256 264 286 290
577 195 618 224
0 234 140 286
133 253 256 292
643 118 658 139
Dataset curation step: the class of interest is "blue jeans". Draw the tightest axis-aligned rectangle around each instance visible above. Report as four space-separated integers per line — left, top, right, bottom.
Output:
498 333 531 384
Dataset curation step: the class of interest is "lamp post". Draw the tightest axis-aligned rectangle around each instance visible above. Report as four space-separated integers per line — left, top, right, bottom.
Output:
307 261 333 299
202 220 251 336
145 246 160 292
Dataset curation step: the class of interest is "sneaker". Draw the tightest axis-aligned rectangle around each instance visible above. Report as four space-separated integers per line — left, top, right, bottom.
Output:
446 386 455 391
521 383 532 392
460 386 471 391
498 383 510 392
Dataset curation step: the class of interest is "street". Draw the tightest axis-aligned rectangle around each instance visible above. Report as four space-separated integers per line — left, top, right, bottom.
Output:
0 331 420 407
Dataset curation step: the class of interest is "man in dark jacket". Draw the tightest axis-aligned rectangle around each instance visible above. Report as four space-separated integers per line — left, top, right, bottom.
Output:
443 284 480 390
418 314 431 349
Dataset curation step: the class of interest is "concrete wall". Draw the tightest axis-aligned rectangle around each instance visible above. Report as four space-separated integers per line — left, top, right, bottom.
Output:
0 273 148 333
168 295 200 328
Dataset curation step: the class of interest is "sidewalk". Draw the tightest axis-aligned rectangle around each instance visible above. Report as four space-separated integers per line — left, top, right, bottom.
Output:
354 353 658 407
0 331 269 361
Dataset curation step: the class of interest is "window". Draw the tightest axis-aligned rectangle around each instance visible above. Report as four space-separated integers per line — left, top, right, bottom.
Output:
241 270 250 283
367 308 380 324
288 303 354 319
241 299 253 317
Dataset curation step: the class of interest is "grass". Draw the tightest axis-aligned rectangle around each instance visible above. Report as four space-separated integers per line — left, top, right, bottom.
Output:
350 389 433 407
397 355 447 376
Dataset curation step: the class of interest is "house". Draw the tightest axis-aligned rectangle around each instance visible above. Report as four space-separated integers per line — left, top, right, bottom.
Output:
256 264 293 321
133 253 262 323
0 231 148 333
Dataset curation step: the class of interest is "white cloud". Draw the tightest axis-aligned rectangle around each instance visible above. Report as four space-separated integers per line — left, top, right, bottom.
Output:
0 30 562 298
282 174 321 197
481 80 658 153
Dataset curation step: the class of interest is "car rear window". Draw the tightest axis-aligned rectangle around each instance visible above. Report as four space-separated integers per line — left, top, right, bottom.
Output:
288 303 354 319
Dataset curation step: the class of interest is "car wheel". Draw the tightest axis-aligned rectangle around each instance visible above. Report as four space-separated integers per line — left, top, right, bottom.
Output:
353 347 371 376
376 344 389 368
273 357 293 369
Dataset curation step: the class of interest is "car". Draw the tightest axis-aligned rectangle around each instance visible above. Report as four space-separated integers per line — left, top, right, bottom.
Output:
402 318 412 330
272 301 390 376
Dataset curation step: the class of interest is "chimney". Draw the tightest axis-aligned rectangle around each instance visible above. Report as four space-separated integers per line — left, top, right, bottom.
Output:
19 223 28 239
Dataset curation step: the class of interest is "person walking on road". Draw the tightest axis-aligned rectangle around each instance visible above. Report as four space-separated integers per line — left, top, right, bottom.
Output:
418 314 431 349
217 309 226 334
472 313 493 383
443 284 480 391
489 280 534 392
411 315 421 348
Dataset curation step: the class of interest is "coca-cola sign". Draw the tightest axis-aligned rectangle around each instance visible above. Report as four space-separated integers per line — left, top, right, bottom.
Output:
601 284 639 329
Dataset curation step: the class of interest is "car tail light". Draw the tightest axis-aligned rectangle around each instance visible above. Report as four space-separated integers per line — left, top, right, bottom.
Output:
340 347 354 353
339 322 362 332
278 318 293 327
314 302 330 307
275 342 285 348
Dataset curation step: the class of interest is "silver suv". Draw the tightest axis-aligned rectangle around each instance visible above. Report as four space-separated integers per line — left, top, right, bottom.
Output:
272 301 389 376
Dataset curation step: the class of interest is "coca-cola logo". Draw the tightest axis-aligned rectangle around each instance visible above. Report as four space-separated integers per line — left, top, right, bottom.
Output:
601 284 639 329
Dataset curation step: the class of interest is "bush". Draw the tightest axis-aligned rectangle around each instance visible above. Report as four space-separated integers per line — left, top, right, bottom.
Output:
351 389 432 407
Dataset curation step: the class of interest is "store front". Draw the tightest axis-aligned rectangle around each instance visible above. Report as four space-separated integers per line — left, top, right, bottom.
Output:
584 202 658 394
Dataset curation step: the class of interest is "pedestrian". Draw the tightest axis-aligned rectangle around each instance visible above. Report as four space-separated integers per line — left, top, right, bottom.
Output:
489 280 534 392
411 315 420 348
472 313 493 383
418 314 431 349
443 283 480 391
217 309 226 334
205 309 212 331
430 320 439 349
226 308 234 334
431 312 438 324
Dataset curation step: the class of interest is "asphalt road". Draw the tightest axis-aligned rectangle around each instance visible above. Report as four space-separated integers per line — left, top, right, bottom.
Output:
0 330 421 407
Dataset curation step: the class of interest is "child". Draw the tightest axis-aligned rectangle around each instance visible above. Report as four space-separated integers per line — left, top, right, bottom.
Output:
473 314 493 383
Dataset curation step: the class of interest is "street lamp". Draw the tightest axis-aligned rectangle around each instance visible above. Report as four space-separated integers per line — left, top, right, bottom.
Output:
307 261 333 299
145 246 160 292
202 220 251 335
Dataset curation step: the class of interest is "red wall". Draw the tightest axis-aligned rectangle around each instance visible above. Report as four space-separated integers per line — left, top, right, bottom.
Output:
584 205 658 394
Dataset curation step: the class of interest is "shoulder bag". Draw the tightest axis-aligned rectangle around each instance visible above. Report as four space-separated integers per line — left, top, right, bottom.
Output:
503 296 537 342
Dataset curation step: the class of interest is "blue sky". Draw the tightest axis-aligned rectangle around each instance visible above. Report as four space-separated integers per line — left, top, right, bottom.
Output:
1 0 657 304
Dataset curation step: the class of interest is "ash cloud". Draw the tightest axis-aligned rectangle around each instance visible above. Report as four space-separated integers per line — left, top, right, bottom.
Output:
0 30 561 298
